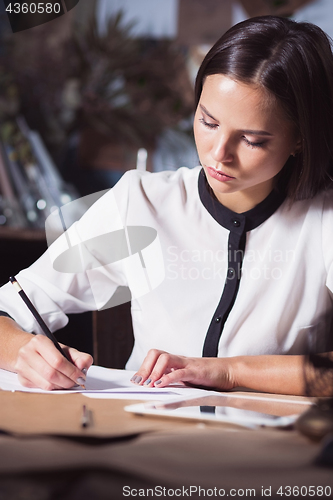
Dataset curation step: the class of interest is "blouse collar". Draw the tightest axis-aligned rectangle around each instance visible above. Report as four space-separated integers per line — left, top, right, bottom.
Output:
198 168 286 234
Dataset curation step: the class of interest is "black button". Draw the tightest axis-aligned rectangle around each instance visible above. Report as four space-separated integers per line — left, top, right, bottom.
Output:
228 268 235 278
215 317 221 323
232 219 240 227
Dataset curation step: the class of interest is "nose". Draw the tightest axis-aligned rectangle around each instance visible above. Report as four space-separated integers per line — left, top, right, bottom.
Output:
211 133 234 163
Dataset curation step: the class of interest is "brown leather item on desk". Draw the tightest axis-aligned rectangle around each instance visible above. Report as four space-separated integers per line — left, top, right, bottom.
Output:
0 391 193 438
0 389 313 438
0 390 332 500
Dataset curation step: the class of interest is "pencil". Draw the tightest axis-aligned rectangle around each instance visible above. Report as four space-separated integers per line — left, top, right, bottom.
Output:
9 276 85 389
81 404 90 428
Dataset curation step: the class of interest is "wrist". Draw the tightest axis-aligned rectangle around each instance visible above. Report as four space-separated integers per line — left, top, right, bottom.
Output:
0 317 33 372
212 356 242 391
226 355 270 391
224 356 245 390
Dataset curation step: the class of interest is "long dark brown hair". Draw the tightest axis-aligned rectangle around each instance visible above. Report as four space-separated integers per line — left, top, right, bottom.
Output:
195 16 333 201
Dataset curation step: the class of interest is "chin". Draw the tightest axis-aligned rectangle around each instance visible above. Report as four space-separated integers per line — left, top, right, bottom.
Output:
206 176 236 195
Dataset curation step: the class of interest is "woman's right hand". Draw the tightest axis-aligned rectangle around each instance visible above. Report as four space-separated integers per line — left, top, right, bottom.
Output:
14 334 93 391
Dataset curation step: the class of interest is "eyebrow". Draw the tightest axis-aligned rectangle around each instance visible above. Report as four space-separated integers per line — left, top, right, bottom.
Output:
199 104 273 137
200 105 218 122
241 129 273 137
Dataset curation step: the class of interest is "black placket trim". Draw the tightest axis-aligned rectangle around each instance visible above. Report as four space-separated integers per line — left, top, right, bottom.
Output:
198 169 286 358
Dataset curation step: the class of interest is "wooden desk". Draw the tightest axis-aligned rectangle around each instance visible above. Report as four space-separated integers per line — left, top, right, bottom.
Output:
0 390 332 500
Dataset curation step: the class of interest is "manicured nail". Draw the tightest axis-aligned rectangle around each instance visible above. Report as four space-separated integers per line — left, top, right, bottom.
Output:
144 378 152 386
82 368 88 375
135 376 142 384
154 380 162 386
76 377 86 386
130 375 137 382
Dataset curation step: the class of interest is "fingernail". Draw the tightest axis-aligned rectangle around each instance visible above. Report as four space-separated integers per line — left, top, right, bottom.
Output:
154 380 162 386
76 377 86 386
82 368 88 375
134 376 142 384
130 375 137 382
144 378 152 386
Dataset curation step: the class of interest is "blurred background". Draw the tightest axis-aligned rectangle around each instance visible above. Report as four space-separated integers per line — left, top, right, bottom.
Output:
2 0 333 202
0 0 332 209
0 0 331 353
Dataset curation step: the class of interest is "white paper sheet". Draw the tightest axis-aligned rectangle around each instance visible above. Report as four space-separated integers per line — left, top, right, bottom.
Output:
0 365 218 401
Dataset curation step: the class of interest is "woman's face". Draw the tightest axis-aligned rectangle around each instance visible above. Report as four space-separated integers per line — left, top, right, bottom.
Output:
193 74 299 212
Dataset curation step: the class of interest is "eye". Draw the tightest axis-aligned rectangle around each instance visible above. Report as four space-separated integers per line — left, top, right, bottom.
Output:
242 136 265 148
199 118 218 130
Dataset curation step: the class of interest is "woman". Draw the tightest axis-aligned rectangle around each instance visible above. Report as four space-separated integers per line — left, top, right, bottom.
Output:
0 16 332 394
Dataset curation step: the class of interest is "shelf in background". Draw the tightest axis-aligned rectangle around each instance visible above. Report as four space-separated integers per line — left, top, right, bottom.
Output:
0 226 45 241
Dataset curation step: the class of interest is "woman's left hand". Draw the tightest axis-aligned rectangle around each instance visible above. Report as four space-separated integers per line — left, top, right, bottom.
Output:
130 349 236 391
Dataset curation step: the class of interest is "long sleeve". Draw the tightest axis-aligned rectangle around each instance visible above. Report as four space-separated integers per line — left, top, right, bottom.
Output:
0 171 134 334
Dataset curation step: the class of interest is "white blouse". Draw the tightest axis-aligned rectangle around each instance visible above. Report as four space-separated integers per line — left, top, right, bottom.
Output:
0 166 332 369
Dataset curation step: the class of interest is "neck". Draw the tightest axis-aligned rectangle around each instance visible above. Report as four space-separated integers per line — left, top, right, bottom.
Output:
213 182 274 213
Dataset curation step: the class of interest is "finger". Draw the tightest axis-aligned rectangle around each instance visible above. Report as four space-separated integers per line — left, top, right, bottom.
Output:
153 367 193 388
16 347 78 390
17 366 65 391
130 349 167 384
16 344 68 391
18 336 85 389
34 336 89 386
65 346 93 374
144 353 186 387
146 353 180 386
16 374 35 388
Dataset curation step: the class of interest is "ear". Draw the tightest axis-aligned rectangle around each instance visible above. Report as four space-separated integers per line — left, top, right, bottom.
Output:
291 137 302 157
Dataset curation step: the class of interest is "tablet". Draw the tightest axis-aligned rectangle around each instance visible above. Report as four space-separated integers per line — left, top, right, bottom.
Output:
125 393 311 429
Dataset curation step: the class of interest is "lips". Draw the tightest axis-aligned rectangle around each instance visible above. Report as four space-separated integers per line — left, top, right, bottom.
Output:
206 166 235 182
